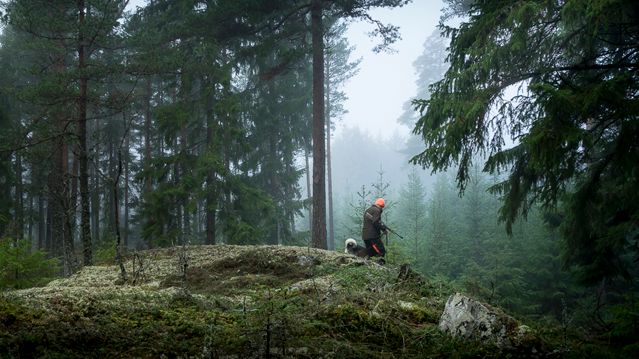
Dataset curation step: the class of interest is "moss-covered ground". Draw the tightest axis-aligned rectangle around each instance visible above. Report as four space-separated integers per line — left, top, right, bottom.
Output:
0 245 579 358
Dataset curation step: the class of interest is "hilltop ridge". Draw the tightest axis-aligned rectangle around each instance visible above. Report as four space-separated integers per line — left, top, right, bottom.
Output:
1 245 543 358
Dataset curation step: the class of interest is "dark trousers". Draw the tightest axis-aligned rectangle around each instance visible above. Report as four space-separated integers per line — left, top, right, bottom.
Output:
363 237 386 257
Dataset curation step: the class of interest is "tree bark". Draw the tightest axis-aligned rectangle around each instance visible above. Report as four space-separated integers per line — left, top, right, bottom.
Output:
70 145 78 235
38 195 45 250
28 194 33 246
45 196 53 255
174 136 182 243
114 149 126 281
15 153 23 240
50 17 74 272
56 138 74 275
205 83 216 245
142 77 153 248
304 143 312 232
124 120 130 249
311 0 327 249
90 162 100 244
180 121 189 241
144 77 152 195
325 54 334 251
91 118 100 246
76 0 92 266
107 139 115 232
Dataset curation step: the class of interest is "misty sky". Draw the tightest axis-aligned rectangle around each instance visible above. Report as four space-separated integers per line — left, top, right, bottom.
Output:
339 0 444 140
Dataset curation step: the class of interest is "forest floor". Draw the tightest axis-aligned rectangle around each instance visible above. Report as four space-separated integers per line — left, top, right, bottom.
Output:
0 245 572 358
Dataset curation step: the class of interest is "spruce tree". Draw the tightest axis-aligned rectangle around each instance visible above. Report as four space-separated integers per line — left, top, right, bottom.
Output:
344 185 371 241
396 168 427 266
412 0 639 284
424 172 460 277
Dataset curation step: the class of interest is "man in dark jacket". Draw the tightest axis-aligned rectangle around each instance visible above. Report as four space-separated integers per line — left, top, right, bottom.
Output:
361 197 388 260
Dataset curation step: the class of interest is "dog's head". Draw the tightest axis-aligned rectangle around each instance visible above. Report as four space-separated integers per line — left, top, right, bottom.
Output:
344 238 357 253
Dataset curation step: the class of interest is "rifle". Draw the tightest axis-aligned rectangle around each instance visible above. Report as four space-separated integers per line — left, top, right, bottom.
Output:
382 222 404 239
386 227 404 239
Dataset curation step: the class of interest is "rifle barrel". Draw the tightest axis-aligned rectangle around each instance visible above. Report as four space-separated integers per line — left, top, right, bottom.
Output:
387 228 404 239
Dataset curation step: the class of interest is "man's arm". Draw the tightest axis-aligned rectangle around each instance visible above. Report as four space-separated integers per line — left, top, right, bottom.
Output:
368 208 386 233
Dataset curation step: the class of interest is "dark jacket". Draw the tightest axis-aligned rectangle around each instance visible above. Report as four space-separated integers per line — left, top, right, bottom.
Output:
362 204 386 239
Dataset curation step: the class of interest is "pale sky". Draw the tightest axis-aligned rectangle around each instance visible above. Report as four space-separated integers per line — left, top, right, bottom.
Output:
126 0 445 140
338 0 444 140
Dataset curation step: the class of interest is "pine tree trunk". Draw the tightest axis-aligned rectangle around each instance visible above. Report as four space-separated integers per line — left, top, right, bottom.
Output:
63 144 76 274
174 136 182 244
143 77 153 248
50 76 74 273
325 57 334 251
38 195 45 250
107 139 115 232
305 144 312 232
205 169 216 245
195 201 201 238
144 77 152 195
57 139 74 275
289 212 295 237
114 149 126 281
205 85 216 245
91 118 100 246
91 163 100 245
28 194 33 246
45 197 53 255
15 153 23 240
70 148 78 235
124 125 130 250
268 135 279 245
78 0 92 265
311 0 327 249
180 123 189 241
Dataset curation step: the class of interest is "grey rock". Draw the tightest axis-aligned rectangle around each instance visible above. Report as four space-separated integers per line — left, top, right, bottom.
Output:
439 292 532 349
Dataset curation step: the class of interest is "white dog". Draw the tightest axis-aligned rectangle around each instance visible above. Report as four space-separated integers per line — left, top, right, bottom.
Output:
344 238 368 258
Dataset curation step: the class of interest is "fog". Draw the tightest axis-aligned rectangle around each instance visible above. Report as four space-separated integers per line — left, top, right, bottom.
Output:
338 0 444 141
329 1 446 222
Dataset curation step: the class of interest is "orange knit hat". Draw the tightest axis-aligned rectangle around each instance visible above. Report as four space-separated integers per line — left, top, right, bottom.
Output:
374 198 385 208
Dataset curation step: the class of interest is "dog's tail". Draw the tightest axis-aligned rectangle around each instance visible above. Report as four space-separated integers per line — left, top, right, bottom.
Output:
344 238 357 253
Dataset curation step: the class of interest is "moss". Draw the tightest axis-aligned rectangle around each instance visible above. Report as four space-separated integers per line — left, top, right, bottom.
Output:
158 246 320 297
0 245 573 358
1 291 222 357
394 300 441 324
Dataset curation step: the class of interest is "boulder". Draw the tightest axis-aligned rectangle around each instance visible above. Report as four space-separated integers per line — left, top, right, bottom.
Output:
438 293 534 349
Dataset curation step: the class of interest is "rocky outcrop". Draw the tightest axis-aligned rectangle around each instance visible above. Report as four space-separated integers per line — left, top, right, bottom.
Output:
438 293 537 350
